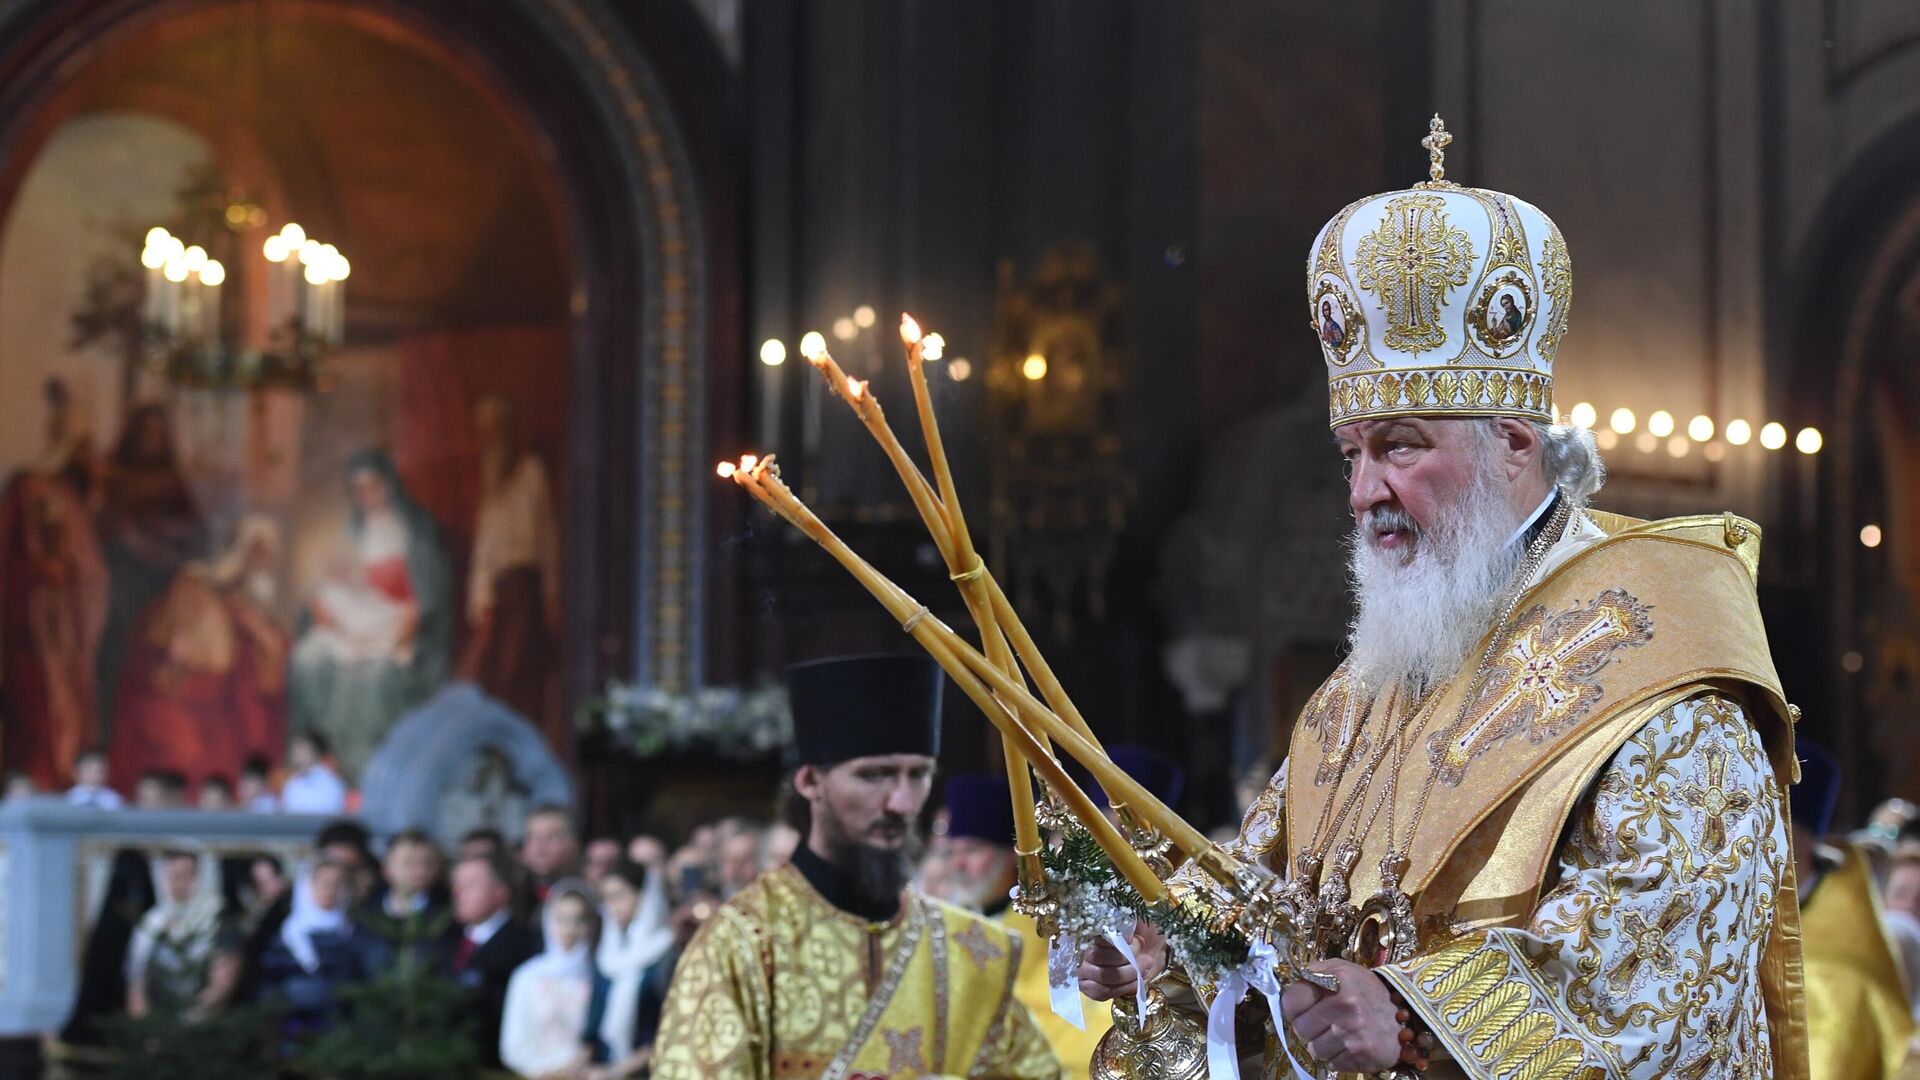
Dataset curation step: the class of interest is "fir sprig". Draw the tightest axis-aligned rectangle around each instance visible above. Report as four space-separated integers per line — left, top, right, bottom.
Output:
1042 821 1253 980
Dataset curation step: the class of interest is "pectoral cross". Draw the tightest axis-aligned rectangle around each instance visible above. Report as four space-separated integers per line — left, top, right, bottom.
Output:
1418 115 1454 189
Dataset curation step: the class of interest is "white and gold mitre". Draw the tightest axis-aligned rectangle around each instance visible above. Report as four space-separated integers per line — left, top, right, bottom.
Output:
1309 115 1571 428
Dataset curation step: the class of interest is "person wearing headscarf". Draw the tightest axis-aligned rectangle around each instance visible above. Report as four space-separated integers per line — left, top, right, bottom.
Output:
288 449 451 782
653 654 1060 1079
581 860 675 1076
125 847 241 1021
499 878 607 1077
252 858 365 1037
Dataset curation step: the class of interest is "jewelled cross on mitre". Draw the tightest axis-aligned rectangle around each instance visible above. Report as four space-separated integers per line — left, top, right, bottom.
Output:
1415 113 1456 190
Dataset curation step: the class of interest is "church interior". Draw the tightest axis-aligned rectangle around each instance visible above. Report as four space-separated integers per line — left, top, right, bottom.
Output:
5 1 1920 1077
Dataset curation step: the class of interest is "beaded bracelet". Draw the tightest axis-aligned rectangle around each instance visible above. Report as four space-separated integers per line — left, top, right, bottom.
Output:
1382 987 1437 1077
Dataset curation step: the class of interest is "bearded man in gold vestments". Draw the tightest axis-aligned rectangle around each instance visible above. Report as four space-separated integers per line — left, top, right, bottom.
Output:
1079 119 1809 1080
653 655 1061 1080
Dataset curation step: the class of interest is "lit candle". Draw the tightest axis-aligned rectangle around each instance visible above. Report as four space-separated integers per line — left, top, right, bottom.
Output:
803 322 1104 754
801 335 950 559
899 313 1050 871
724 455 1172 900
201 260 225 342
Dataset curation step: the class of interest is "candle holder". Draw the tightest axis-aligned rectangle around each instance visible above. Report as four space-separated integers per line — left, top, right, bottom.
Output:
1091 987 1208 1080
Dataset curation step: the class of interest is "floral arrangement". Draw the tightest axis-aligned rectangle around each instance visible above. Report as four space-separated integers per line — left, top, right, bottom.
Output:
1043 820 1252 984
578 679 792 761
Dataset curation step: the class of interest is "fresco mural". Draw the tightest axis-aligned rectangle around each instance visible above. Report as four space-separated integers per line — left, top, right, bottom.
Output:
0 22 575 794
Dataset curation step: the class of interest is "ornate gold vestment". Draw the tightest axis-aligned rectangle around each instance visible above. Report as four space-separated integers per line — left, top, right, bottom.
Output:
653 864 1062 1080
1169 510 1809 1080
1801 845 1913 1080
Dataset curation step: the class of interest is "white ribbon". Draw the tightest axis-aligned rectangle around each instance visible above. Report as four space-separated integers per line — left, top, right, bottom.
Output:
1101 923 1150 1019
1046 934 1087 1030
1046 908 1148 1029
1205 941 1313 1080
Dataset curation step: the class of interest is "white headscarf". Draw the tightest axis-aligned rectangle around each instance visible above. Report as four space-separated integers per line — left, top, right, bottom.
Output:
595 868 674 1060
499 880 599 1076
279 862 351 973
127 852 225 982
521 878 597 980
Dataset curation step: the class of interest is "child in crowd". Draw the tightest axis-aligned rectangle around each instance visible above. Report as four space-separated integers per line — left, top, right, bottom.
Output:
196 775 234 810
66 748 124 809
280 732 347 815
133 769 188 809
238 755 278 812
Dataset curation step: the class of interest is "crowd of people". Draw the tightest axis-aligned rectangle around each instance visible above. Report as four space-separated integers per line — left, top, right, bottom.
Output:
41 784 811 1079
5 731 353 815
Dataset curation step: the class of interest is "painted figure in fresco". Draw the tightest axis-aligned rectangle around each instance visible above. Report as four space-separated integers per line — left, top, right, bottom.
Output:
289 450 451 783
108 514 290 794
0 378 109 789
1318 298 1346 351
458 394 560 740
1487 291 1525 343
95 403 208 741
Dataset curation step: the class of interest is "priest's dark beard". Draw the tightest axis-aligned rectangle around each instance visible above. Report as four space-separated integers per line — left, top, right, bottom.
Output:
820 810 924 910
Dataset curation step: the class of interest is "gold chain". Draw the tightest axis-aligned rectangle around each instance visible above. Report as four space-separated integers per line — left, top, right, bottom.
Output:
1316 497 1576 868
1293 684 1400 867
1387 499 1577 860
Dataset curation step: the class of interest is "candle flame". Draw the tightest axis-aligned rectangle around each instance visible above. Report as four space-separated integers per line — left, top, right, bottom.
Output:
900 313 923 345
716 461 736 478
921 333 945 361
800 332 828 360
741 454 760 472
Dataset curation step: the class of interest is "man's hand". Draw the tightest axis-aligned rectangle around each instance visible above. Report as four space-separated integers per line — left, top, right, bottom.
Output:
1077 919 1168 1002
1279 959 1403 1073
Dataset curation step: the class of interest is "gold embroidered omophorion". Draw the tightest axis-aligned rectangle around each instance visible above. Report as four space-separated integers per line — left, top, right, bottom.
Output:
652 864 1061 1080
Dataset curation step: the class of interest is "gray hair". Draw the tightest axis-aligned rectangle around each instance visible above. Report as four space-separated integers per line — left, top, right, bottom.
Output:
1528 419 1606 505
1470 417 1607 506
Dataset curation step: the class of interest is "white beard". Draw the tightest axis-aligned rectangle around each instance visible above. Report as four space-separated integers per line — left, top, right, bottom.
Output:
1345 463 1530 694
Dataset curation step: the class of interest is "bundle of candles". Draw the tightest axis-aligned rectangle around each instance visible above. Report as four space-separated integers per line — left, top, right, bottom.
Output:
140 227 226 343
718 314 1315 994
261 222 350 346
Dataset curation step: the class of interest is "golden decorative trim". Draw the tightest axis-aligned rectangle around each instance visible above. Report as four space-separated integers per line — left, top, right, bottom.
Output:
1381 933 1608 1080
820 896 926 1080
1327 365 1552 427
1537 224 1573 364
1352 193 1476 354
